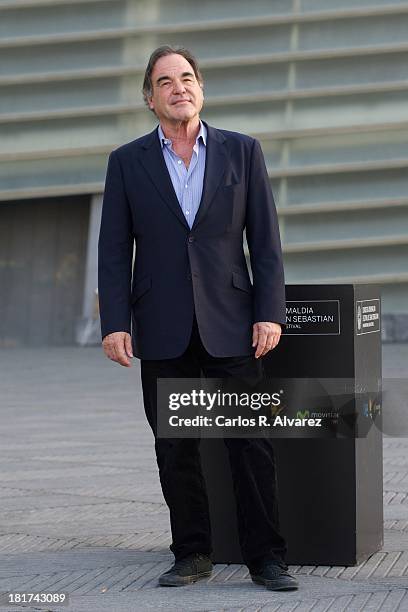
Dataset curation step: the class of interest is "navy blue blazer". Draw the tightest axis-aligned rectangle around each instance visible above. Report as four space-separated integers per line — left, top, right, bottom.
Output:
98 121 285 360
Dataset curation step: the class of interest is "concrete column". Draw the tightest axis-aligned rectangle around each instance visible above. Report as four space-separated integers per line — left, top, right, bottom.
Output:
76 193 103 345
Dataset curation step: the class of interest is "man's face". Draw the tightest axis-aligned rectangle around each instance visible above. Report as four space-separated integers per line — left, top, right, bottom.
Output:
148 53 204 123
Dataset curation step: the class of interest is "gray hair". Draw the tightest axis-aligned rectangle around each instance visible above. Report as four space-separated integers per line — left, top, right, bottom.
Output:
142 45 203 111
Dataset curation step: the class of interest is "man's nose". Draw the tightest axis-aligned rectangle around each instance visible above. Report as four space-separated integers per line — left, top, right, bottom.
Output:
173 79 186 94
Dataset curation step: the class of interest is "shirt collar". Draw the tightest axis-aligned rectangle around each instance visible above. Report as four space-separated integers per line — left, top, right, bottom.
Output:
158 120 207 149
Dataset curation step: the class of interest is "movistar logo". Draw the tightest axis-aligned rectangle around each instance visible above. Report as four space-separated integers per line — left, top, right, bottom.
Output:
296 410 310 418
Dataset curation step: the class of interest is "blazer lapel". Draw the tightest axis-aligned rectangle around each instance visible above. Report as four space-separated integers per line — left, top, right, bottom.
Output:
138 122 228 231
139 127 190 230
192 122 227 230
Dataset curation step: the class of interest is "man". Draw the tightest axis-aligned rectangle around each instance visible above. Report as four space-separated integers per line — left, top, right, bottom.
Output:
98 45 298 591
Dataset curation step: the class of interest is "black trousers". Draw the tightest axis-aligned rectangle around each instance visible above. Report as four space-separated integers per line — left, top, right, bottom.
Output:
140 312 287 571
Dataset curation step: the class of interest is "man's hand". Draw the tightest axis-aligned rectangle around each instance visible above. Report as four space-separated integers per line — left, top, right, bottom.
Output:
252 322 282 358
102 331 133 367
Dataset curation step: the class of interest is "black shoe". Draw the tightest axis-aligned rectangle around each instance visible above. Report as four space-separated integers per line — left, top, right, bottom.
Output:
250 561 299 591
158 553 213 587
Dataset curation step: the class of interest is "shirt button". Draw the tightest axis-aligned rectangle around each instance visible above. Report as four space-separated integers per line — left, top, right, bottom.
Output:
178 160 182 164
185 184 188 188
185 210 190 215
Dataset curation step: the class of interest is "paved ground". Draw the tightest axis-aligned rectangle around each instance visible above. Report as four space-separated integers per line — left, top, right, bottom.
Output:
0 344 407 612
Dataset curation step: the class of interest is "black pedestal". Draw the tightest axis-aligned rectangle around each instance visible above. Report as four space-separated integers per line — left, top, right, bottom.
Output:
200 284 383 566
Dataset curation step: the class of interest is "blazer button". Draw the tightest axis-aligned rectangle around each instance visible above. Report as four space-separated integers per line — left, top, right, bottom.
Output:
187 272 192 281
188 235 195 243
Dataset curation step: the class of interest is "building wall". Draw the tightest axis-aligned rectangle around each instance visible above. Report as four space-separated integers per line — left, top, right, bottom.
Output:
0 196 89 346
1 0 408 344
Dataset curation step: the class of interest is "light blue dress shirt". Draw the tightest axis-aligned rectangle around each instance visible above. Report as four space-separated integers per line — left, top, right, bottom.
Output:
157 121 207 229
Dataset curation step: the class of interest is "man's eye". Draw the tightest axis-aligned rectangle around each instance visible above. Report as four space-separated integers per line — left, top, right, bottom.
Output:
160 81 171 87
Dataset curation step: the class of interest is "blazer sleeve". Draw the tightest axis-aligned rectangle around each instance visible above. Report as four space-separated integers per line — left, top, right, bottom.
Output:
98 151 134 340
245 138 286 325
